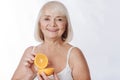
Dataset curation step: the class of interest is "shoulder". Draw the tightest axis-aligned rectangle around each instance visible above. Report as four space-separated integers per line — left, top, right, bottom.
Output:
24 46 34 54
70 47 91 79
70 47 87 67
24 44 41 54
64 44 84 58
71 47 84 59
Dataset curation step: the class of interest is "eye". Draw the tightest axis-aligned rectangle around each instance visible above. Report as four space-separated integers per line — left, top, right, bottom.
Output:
58 18 62 21
56 18 63 21
44 18 50 21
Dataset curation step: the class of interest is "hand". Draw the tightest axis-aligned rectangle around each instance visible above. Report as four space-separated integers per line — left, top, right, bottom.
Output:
12 47 36 80
37 72 59 80
21 49 36 78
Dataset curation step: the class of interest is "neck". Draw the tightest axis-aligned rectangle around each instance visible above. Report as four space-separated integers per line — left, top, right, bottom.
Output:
42 38 65 48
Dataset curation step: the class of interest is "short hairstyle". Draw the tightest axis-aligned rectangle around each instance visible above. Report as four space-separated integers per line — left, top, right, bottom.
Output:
34 1 73 43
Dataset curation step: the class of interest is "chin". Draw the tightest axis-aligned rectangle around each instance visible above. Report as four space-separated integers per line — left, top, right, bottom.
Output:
47 35 60 39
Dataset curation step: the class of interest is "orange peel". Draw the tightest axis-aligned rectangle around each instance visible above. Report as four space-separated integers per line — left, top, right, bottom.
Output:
38 68 54 76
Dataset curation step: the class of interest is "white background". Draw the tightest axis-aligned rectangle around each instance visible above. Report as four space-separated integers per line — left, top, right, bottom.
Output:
0 0 120 80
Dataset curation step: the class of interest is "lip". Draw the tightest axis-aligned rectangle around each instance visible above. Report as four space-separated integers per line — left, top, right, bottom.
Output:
47 28 59 32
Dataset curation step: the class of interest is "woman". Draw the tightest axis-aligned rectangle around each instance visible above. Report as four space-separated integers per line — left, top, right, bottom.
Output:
12 1 91 80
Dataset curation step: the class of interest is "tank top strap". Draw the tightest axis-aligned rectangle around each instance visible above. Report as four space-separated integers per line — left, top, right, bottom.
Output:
31 46 36 53
66 47 74 65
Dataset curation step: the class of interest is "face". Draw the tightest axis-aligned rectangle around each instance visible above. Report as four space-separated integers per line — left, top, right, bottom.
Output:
39 8 67 41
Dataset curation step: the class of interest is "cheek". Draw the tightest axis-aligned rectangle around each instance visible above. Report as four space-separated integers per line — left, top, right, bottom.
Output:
39 21 48 29
59 23 67 30
59 25 66 36
58 21 66 27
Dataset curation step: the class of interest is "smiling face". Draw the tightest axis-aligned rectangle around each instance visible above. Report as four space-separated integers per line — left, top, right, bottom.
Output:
39 6 67 41
34 1 73 42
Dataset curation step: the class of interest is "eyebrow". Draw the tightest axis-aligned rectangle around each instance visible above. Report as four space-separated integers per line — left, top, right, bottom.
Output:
42 15 50 17
42 15 66 18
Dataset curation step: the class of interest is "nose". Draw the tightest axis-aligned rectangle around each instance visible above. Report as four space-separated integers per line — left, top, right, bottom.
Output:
50 19 56 27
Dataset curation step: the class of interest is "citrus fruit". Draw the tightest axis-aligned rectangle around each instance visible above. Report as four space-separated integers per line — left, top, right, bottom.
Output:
34 53 54 76
38 68 54 76
34 53 48 69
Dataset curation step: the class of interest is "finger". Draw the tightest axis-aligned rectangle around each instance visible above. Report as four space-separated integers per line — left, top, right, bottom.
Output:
37 73 43 80
53 72 59 80
25 57 33 64
25 53 35 63
40 72 49 80
28 54 35 61
24 61 30 67
24 57 34 67
31 51 37 56
27 52 35 61
34 65 38 72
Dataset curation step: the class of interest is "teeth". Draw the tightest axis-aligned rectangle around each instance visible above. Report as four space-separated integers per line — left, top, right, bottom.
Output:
47 29 58 32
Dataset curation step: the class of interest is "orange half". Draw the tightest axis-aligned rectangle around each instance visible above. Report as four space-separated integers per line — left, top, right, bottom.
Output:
34 53 48 69
38 68 54 76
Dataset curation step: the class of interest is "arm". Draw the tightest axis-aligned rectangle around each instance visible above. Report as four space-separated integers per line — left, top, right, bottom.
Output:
12 46 36 80
70 47 91 80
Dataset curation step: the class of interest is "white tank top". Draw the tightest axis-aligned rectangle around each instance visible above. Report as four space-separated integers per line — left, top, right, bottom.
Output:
34 47 74 80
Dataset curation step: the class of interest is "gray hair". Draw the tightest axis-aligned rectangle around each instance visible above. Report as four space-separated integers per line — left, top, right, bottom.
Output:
34 1 73 43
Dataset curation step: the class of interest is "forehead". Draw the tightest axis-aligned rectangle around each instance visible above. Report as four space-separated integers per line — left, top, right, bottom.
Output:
42 10 65 18
40 4 66 17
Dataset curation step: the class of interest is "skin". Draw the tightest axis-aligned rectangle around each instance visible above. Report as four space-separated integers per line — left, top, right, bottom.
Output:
12 3 91 80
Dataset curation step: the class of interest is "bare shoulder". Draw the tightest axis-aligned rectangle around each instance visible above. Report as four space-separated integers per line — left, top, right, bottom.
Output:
70 47 85 61
23 46 34 54
70 47 88 67
70 47 91 80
